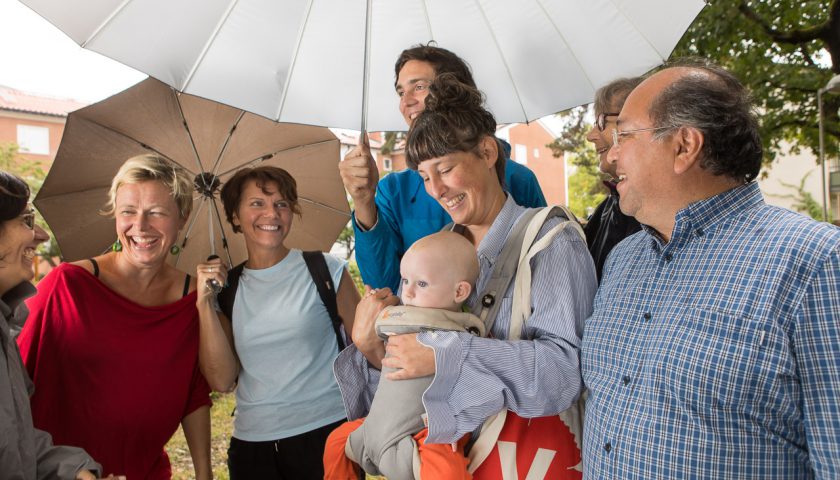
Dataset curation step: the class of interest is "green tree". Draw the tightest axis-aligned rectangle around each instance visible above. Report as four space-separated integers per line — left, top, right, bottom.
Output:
547 107 606 219
672 0 840 165
768 171 824 220
0 142 60 268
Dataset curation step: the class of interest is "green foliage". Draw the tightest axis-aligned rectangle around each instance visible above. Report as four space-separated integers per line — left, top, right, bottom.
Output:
772 171 825 220
346 260 365 295
671 0 840 165
337 220 355 259
0 142 60 268
547 107 608 219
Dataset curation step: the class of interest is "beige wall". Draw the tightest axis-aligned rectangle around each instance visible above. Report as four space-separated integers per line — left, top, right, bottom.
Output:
0 110 66 167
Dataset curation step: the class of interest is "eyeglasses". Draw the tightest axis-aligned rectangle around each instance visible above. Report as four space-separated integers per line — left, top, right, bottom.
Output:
20 208 35 229
611 126 675 148
595 112 619 131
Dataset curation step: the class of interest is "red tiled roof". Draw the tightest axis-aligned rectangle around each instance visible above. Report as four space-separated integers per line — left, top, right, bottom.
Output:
0 85 87 117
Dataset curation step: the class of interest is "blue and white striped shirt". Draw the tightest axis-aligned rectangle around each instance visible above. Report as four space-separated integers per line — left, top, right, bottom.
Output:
582 182 840 479
335 195 596 444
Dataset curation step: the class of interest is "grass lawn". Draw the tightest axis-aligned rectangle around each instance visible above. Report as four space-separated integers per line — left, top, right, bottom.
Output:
165 392 383 479
166 392 235 480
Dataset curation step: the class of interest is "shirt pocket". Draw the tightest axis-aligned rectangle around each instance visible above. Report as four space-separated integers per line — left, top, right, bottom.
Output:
654 307 766 410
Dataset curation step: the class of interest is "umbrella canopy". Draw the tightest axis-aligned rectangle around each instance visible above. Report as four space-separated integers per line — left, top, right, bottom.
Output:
21 0 704 132
35 78 348 274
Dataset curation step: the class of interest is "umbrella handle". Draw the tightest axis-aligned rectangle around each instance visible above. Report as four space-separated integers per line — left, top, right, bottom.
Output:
206 254 223 293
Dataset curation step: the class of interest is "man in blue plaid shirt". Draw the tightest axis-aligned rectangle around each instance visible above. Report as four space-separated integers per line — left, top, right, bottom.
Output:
582 60 840 479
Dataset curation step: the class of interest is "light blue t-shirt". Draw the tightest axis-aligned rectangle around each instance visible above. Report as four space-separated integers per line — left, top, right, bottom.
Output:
232 249 347 441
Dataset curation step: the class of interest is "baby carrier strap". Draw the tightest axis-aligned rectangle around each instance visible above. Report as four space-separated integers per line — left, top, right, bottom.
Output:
467 205 585 475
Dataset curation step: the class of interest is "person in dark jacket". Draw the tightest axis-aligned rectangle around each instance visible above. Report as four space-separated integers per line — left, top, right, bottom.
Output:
584 77 644 281
0 170 113 480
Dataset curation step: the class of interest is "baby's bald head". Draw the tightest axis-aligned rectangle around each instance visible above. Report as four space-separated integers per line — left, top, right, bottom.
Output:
400 231 479 310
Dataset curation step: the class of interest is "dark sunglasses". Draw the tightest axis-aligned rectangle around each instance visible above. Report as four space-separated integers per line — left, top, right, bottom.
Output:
20 209 36 229
596 112 620 131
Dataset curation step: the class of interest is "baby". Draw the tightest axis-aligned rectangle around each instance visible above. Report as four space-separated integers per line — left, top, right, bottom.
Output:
325 231 483 479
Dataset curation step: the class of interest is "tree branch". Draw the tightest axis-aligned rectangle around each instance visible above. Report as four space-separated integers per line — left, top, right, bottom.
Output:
737 1 827 45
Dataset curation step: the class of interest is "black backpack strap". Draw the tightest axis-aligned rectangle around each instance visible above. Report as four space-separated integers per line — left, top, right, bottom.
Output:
217 262 246 321
302 251 346 351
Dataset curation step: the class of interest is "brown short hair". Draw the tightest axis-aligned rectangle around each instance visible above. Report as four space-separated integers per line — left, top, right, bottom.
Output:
220 166 300 233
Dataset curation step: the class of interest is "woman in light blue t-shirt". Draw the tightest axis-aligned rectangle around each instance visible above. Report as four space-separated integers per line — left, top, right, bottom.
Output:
195 166 359 479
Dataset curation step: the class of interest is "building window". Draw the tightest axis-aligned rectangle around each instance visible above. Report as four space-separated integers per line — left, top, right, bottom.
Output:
383 157 392 171
17 125 50 155
514 144 528 165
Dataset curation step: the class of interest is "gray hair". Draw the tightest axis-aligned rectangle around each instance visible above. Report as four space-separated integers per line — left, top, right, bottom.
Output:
594 76 644 115
649 59 762 182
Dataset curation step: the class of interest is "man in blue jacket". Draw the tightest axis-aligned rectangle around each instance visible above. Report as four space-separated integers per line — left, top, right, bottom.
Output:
340 45 546 292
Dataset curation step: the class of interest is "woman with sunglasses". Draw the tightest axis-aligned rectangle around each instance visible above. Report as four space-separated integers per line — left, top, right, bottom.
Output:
0 170 112 480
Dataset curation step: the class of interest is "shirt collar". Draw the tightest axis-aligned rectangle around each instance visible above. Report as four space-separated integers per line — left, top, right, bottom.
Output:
641 182 763 246
681 181 763 232
476 194 525 263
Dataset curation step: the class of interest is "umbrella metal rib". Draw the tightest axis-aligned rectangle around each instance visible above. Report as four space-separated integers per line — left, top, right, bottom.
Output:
360 0 373 132
275 0 316 122
470 0 528 124
534 0 596 93
179 194 208 255
209 111 247 177
216 138 338 179
182 0 241 93
80 0 132 48
173 90 207 176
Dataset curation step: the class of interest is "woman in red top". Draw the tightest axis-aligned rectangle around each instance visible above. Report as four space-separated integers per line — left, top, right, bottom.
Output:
17 154 212 480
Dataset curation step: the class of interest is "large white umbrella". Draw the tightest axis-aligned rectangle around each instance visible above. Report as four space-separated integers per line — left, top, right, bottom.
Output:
20 0 704 131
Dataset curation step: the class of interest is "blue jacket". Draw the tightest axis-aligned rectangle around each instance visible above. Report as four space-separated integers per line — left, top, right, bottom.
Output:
353 149 546 291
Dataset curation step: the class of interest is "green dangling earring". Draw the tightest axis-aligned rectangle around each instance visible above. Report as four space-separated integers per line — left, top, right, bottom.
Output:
170 244 181 255
112 239 122 252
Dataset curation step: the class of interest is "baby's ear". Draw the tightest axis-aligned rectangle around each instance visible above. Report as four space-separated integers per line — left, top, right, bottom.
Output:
454 281 472 304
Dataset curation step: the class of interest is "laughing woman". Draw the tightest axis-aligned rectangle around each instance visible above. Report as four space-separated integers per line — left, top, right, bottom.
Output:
0 171 107 480
17 155 212 480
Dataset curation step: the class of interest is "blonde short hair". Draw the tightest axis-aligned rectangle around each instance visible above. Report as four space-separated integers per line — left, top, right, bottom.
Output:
101 154 193 219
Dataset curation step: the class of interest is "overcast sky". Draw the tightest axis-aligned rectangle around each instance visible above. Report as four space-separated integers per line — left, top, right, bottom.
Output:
0 0 145 102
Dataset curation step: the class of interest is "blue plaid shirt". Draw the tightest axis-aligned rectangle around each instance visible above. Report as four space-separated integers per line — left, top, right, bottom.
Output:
582 182 840 479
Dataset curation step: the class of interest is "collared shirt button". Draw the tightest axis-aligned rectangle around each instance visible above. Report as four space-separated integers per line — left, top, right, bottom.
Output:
664 253 673 262
643 312 651 321
604 442 612 453
696 227 705 237
622 375 631 385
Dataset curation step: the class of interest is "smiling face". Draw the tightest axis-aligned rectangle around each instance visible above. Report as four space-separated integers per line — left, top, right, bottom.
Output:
586 105 620 179
0 207 48 296
114 180 185 269
606 72 684 227
415 139 503 229
397 60 436 127
232 179 293 255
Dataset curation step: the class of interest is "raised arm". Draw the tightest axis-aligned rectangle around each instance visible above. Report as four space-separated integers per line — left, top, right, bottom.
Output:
195 258 239 392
